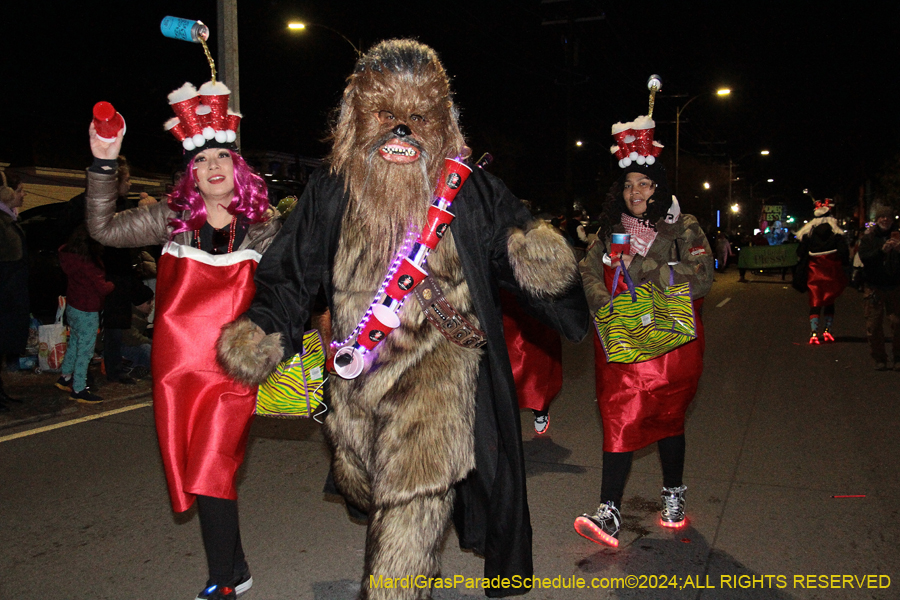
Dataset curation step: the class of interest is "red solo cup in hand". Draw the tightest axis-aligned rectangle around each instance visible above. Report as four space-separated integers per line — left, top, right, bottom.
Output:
357 305 401 351
420 205 455 250
92 102 126 142
434 158 473 203
385 257 428 301
611 232 631 256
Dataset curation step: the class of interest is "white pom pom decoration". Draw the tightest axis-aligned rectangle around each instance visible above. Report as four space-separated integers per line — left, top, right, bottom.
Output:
622 157 632 167
636 155 646 165
203 126 215 140
646 156 656 165
215 130 227 143
225 130 236 143
192 133 205 147
183 138 196 151
629 151 638 161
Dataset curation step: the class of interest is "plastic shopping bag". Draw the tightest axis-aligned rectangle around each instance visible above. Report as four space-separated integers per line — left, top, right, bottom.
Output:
38 296 68 372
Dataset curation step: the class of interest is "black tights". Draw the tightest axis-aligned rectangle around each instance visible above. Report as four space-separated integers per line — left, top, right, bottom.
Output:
600 434 685 508
197 495 246 585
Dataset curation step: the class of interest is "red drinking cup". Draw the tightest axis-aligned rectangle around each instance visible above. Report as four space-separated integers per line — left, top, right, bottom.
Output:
434 158 473 203
93 101 126 142
385 258 428 301
420 205 455 250
357 305 401 351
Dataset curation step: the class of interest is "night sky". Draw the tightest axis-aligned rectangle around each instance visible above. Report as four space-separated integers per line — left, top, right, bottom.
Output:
3 1 898 225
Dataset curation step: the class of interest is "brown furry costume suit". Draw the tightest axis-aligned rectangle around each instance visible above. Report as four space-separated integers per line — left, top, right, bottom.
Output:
217 39 588 599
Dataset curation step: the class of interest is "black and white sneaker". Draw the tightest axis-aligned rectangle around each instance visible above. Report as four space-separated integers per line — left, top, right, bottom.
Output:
533 410 549 434
196 566 252 600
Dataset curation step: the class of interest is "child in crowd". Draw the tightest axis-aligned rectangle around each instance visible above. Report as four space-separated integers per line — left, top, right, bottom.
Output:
56 224 114 403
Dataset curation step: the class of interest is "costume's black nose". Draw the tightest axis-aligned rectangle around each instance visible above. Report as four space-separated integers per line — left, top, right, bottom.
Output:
392 124 412 137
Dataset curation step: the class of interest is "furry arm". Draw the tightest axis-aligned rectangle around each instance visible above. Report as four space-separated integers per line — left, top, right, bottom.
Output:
216 317 285 386
507 221 579 298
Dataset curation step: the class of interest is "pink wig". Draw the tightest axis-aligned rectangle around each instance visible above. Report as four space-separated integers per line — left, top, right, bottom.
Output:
167 151 270 235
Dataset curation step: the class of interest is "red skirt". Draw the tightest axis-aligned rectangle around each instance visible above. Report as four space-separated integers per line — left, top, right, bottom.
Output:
807 253 847 306
593 299 705 453
500 289 562 412
152 243 261 513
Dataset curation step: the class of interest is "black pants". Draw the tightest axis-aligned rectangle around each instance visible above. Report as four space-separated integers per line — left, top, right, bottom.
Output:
600 434 685 508
197 495 246 585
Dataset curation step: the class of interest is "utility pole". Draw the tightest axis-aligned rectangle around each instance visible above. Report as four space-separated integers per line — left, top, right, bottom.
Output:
541 0 604 206
217 0 240 146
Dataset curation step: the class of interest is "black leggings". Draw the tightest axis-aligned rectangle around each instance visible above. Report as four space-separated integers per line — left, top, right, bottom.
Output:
197 495 246 585
600 434 685 508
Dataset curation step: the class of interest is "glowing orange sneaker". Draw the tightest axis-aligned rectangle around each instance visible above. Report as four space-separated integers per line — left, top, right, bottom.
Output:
574 502 620 547
822 330 835 343
809 333 820 345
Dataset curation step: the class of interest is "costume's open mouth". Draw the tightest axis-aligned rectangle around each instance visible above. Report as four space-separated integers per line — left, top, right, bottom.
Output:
378 139 420 164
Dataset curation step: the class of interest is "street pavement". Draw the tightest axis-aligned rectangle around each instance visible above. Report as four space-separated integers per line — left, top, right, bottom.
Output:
1 267 898 599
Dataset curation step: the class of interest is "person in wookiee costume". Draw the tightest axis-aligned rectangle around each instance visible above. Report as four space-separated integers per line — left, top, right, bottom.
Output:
217 39 588 598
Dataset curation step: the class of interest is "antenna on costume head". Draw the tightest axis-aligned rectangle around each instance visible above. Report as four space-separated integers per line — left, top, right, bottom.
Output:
647 74 662 119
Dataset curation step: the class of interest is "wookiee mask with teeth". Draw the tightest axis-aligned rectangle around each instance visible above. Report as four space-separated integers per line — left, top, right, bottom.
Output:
327 39 469 255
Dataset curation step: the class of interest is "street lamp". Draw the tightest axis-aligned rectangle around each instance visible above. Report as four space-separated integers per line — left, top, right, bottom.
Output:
675 87 730 196
287 21 361 56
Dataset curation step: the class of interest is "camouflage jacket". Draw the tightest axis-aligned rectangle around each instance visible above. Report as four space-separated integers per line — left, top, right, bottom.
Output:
580 213 714 314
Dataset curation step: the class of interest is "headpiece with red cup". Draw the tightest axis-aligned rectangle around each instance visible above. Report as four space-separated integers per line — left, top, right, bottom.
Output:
610 75 664 169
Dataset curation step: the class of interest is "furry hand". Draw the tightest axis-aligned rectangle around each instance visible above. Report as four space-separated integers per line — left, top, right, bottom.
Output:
216 318 284 386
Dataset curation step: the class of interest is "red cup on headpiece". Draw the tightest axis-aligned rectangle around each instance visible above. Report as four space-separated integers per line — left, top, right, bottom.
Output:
434 158 473 203
420 205 455 249
611 128 635 159
357 305 401 351
632 127 655 157
93 102 126 142
385 257 428 301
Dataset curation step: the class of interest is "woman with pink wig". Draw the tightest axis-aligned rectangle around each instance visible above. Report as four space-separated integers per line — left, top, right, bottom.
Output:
85 98 280 600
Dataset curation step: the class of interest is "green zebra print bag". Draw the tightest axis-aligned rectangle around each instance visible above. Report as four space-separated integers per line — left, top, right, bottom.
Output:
255 330 327 419
594 265 697 364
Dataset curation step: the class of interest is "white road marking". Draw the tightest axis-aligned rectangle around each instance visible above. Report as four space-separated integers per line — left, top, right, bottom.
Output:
0 402 152 444
716 297 731 308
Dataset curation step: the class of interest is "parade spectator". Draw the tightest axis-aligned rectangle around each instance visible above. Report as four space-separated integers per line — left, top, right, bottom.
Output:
85 82 281 600
793 199 848 344
100 155 142 385
575 115 713 547
121 283 154 380
55 224 114 403
0 171 28 410
858 205 900 370
715 231 734 272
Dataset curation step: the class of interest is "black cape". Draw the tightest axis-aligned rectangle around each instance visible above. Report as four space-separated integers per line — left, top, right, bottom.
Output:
245 167 589 596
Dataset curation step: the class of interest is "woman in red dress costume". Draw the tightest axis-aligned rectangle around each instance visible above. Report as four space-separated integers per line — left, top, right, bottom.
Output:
574 114 713 547
85 82 280 600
